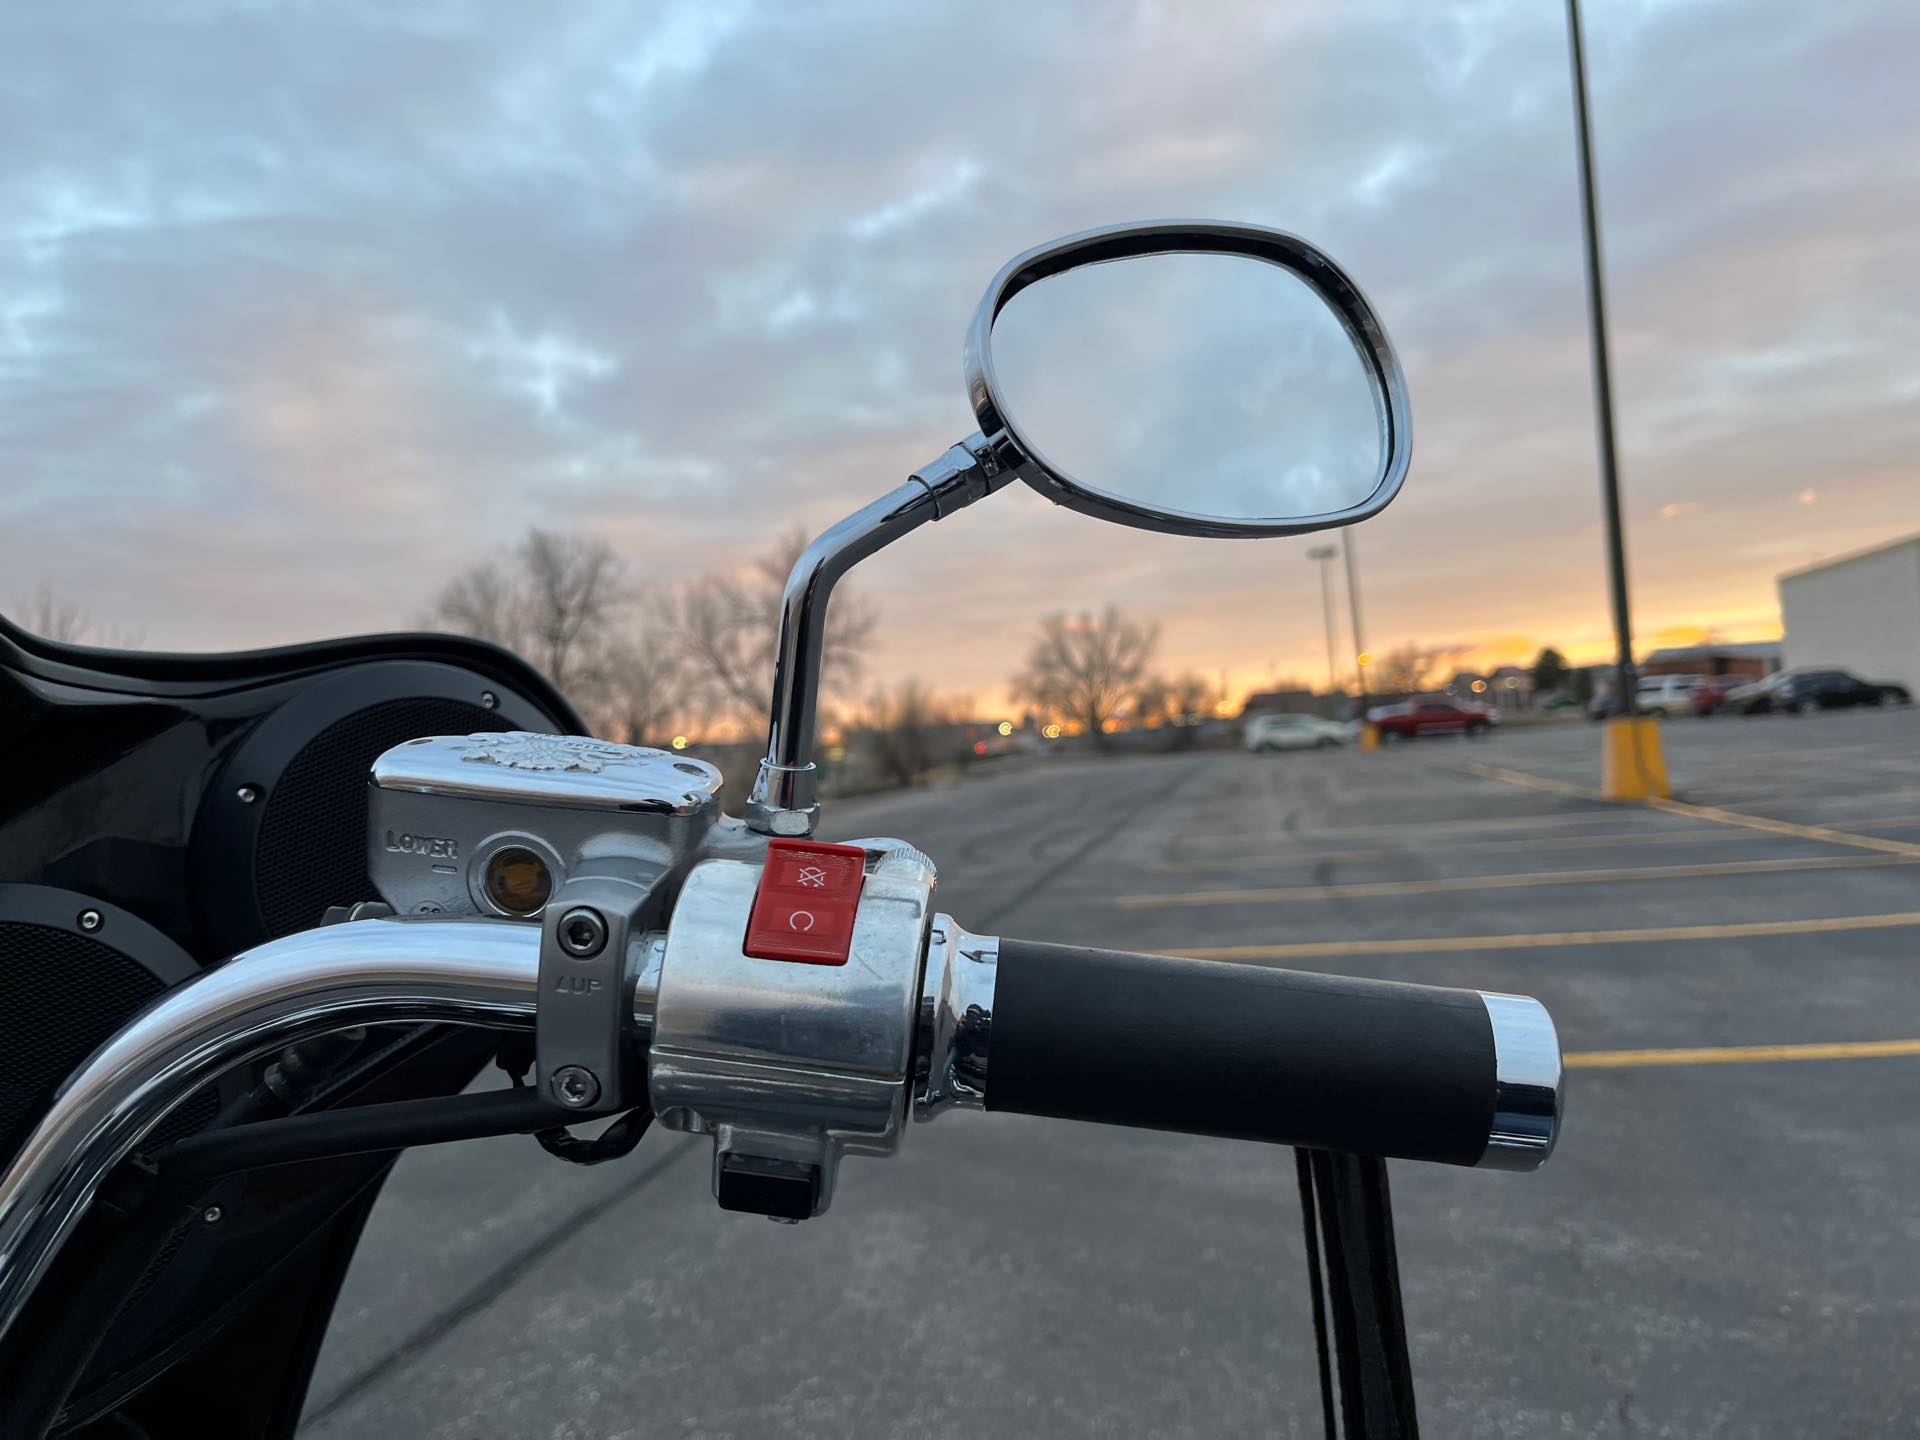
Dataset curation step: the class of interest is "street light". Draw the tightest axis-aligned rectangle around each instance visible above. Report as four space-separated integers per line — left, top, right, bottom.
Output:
1307 544 1339 696
1565 0 1668 798
1343 530 1370 710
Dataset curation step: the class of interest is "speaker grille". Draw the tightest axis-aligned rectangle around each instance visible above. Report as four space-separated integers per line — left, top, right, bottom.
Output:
251 698 511 938
0 922 212 1167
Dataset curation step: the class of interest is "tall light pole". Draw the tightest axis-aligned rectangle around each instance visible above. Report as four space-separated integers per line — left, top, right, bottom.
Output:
1342 529 1370 709
1565 0 1637 712
1565 0 1667 798
1307 544 1339 697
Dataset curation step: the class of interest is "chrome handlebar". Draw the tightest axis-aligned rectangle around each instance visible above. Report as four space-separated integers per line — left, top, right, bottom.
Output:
0 850 1565 1345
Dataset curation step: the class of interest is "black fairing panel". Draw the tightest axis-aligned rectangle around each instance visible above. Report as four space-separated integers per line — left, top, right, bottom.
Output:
0 615 583 1436
0 615 583 947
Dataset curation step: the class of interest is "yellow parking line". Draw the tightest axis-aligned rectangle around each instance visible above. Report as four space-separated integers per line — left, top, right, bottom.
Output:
1426 757 1602 800
1646 795 1920 860
1121 853 1913 909
1428 754 1920 860
1147 826 1739 874
1567 1038 1920 1068
1165 807 1643 851
1173 909 1920 960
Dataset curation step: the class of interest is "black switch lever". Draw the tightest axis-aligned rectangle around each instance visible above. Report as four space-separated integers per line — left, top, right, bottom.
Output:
716 1153 820 1221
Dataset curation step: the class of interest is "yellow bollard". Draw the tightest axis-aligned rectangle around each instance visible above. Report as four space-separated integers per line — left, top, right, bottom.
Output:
1601 715 1670 799
1359 722 1381 752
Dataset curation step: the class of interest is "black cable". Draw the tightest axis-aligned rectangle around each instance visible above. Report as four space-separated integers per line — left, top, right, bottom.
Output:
496 1042 655 1165
534 1107 654 1165
1308 1151 1420 1440
146 1087 568 1184
1295 1148 1339 1440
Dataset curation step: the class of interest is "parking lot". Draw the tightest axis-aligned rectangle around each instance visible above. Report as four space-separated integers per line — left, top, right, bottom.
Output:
302 707 1920 1439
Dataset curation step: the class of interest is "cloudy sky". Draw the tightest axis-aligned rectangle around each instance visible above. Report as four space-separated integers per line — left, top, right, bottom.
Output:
4 0 1918 708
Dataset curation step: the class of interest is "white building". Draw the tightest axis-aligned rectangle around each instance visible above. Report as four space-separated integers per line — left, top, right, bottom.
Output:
1778 533 1920 692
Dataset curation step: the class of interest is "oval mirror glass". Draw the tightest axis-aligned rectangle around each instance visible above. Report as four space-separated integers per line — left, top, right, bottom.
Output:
986 250 1390 529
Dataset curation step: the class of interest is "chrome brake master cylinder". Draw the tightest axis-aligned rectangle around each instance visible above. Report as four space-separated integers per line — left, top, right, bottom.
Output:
367 731 730 1114
366 732 723 920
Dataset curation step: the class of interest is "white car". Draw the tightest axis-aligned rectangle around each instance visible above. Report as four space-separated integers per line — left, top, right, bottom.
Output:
1635 673 1704 717
1245 713 1345 752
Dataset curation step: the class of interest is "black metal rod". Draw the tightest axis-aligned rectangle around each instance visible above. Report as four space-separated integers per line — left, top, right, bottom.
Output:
148 1087 568 1185
1342 531 1370 706
1309 1151 1420 1439
1566 0 1639 709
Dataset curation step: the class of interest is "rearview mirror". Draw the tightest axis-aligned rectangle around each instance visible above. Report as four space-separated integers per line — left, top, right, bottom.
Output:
965 221 1410 537
751 219 1410 834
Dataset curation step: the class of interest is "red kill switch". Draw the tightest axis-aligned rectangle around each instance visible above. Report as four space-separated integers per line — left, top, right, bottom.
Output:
743 838 867 965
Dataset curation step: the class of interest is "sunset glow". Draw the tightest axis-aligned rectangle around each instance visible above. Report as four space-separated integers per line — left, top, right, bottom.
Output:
2 2 1915 718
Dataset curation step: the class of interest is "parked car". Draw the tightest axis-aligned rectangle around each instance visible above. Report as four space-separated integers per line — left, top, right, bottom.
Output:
1368 697 1495 742
1588 675 1692 719
1245 713 1340 751
1245 712 1345 751
1634 673 1704 717
1691 674 1748 716
1728 668 1912 715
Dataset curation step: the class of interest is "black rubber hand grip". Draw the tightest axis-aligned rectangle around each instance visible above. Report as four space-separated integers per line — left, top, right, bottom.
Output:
986 939 1503 1166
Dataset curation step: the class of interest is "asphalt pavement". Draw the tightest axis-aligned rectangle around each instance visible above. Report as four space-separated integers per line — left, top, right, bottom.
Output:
300 707 1920 1439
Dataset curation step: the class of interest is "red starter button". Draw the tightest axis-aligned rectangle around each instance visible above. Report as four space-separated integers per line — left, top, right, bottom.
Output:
743 838 867 965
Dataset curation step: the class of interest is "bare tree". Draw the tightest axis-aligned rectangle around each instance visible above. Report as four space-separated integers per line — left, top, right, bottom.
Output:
589 592 695 747
1137 671 1223 745
851 678 952 789
20 585 89 643
13 586 144 647
677 527 877 733
428 528 623 706
1012 606 1159 747
518 530 621 696
1373 644 1438 696
431 561 524 653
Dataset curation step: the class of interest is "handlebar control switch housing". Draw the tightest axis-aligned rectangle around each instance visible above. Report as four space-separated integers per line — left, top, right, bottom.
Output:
650 841 938 1218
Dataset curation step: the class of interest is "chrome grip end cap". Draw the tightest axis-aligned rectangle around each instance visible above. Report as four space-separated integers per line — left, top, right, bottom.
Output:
1477 991 1563 1172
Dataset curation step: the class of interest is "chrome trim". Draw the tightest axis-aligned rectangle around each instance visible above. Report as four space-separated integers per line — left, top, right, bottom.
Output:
745 437 1017 837
1478 991 1563 1171
372 732 722 814
963 218 1413 540
0 918 549 1342
630 929 667 1044
913 917 998 1121
369 732 722 921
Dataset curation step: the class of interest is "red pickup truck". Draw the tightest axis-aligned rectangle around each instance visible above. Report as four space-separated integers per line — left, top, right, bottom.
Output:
1368 697 1496 741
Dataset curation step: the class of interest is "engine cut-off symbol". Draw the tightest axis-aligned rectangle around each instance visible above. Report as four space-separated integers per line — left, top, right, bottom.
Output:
796 865 827 889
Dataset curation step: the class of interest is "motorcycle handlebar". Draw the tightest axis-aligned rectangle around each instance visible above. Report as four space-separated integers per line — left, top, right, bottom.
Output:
982 939 1561 1170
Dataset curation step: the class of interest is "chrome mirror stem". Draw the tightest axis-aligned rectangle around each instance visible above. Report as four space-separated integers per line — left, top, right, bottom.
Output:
745 433 1018 836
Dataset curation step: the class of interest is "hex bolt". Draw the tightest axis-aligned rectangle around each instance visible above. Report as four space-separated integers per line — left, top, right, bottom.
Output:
556 906 608 959
236 784 261 804
549 1065 600 1109
480 690 499 710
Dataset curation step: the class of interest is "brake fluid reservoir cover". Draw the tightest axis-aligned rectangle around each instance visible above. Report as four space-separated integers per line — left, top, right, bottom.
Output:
367 732 723 919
